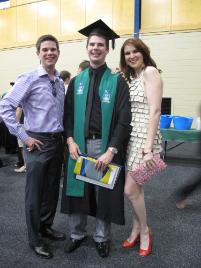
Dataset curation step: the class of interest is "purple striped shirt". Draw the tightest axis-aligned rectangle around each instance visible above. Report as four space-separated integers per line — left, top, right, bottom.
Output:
0 66 65 142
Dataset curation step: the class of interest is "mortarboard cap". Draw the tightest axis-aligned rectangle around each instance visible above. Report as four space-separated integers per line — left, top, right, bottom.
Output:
78 19 120 49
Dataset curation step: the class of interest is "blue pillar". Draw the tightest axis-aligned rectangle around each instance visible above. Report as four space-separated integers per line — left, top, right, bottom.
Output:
134 0 141 38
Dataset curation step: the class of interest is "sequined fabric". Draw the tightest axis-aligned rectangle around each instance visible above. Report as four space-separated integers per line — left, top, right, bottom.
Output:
127 72 162 171
130 154 167 185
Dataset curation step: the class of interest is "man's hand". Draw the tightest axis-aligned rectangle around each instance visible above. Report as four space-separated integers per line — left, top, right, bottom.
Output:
67 137 80 160
95 149 114 171
25 137 43 152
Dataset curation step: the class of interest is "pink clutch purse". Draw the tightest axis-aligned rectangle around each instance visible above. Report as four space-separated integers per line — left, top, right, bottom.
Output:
130 154 167 186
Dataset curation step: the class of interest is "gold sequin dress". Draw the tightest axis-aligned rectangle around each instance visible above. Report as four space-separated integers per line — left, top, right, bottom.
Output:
127 72 162 171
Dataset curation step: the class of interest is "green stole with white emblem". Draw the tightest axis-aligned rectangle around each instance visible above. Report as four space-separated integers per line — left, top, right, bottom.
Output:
66 67 119 197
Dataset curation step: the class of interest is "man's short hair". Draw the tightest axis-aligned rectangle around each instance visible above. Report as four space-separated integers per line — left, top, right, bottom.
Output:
36 34 59 53
60 70 71 82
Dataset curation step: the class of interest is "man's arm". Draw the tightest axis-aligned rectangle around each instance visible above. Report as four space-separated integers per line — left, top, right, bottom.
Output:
64 79 74 139
64 78 80 160
16 106 22 122
108 76 131 150
0 74 43 151
95 76 131 170
0 75 30 142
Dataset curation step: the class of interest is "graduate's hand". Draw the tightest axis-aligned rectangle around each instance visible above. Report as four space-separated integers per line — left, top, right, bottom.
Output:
25 137 43 152
67 138 80 160
95 150 114 171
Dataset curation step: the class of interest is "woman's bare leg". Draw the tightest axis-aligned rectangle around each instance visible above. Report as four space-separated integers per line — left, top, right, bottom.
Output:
124 172 150 249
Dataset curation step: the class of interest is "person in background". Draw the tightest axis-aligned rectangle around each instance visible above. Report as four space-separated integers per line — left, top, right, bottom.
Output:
0 158 3 168
60 70 71 94
176 105 201 209
111 67 121 74
120 38 163 256
60 70 71 182
77 60 90 74
0 34 66 259
14 105 26 173
0 114 3 168
0 95 4 165
1 89 18 155
61 19 131 258
176 173 201 209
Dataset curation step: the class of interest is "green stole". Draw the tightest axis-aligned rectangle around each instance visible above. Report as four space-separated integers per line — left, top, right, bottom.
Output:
66 67 119 197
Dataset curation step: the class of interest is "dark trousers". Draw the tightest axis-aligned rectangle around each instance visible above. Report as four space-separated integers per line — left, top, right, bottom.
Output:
17 147 24 167
2 122 17 154
23 133 63 246
0 158 3 168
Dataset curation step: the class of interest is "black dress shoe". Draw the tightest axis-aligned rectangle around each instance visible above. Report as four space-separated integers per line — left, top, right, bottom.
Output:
40 226 66 241
64 237 86 253
95 241 110 258
31 245 53 259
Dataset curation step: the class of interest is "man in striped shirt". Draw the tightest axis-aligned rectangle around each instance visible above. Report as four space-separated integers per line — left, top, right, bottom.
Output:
0 34 66 259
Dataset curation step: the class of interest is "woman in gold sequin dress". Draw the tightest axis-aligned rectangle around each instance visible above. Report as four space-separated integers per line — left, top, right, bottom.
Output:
120 39 163 256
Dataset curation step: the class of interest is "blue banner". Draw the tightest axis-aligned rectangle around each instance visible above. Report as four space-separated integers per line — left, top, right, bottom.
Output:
0 0 10 10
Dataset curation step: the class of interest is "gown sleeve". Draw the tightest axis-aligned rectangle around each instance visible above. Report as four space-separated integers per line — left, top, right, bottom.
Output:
108 75 132 151
63 78 75 139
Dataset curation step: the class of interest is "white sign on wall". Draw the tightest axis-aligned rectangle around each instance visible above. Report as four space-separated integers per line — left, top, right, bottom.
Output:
0 0 10 10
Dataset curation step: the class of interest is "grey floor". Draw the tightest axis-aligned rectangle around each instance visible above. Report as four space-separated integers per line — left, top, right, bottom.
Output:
0 142 201 268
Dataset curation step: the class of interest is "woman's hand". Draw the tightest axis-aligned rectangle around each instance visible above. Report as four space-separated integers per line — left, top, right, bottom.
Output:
143 152 156 169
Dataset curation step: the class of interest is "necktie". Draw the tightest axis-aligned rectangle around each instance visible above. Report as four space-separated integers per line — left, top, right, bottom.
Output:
84 70 96 137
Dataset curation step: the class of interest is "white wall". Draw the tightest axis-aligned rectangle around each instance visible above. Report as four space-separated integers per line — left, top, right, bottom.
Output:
142 31 201 122
0 31 201 125
0 37 128 93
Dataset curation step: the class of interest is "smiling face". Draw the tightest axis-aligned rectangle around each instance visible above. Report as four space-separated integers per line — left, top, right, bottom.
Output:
124 44 145 74
37 40 60 71
86 35 109 68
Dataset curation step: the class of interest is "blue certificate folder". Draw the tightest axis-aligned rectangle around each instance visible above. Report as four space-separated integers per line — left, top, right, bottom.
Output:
74 154 121 189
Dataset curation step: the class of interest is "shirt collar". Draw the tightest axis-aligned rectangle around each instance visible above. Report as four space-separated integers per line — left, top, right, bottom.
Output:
37 65 60 80
89 63 107 75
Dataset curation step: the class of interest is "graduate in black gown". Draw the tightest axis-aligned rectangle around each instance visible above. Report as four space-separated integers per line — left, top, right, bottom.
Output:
61 20 131 258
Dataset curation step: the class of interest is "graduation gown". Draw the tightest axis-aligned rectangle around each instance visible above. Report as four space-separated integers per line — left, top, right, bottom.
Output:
61 65 131 225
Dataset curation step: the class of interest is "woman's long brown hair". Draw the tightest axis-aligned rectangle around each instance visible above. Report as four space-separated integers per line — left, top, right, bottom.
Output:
120 38 161 82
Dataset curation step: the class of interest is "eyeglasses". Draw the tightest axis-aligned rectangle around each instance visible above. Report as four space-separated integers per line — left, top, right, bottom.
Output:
50 80 57 97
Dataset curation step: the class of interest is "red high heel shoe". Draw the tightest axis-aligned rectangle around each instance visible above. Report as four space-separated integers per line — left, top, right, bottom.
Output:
139 231 152 256
122 234 140 248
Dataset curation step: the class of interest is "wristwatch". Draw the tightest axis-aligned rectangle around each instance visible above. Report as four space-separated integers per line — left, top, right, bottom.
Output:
108 147 118 154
